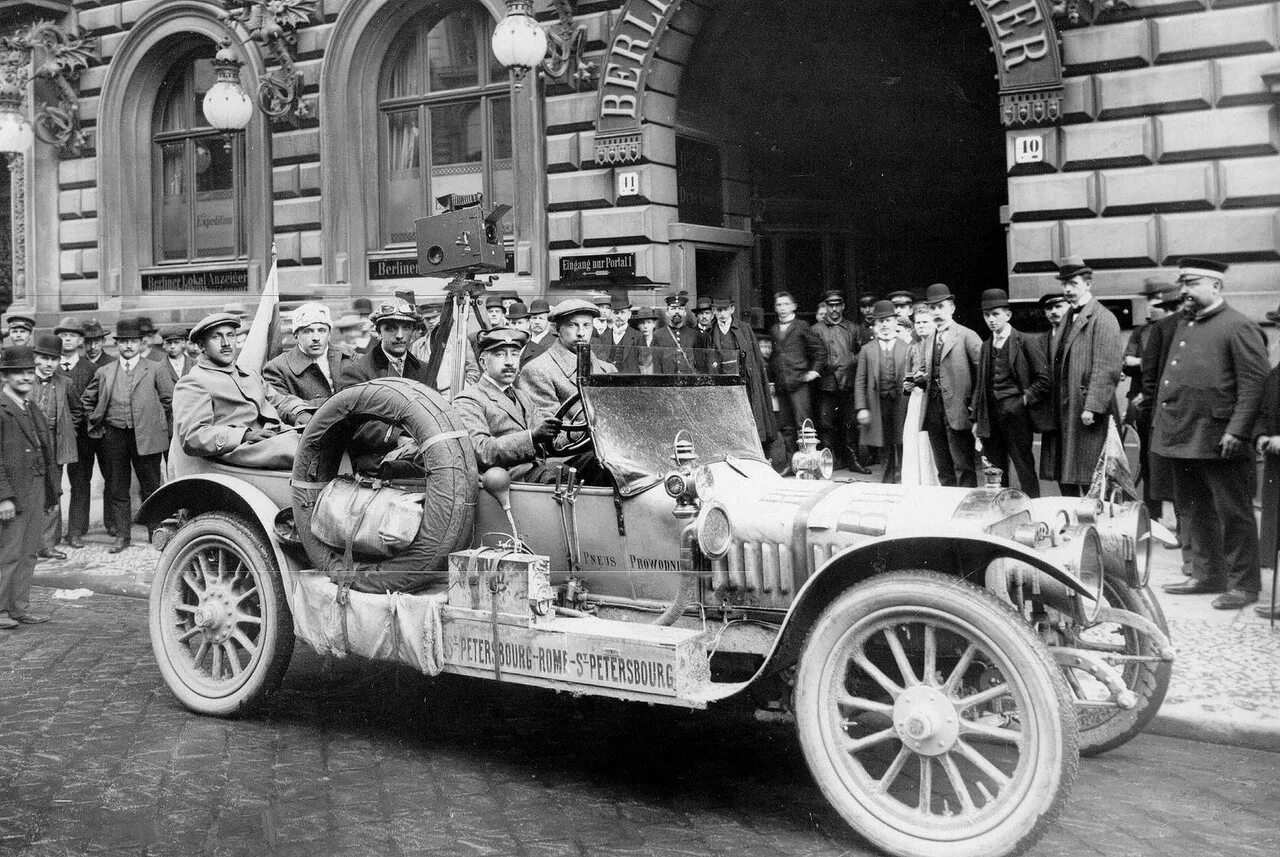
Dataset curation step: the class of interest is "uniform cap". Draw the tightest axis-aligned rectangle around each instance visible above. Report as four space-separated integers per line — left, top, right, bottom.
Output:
1178 257 1229 281
3 313 34 330
188 312 241 343
477 327 529 354
664 291 689 307
590 294 612 307
1039 290 1068 307
857 294 879 306
711 297 734 310
885 290 916 303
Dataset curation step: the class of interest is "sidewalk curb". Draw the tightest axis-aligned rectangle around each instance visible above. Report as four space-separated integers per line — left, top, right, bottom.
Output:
33 568 149 600
1148 708 1280 754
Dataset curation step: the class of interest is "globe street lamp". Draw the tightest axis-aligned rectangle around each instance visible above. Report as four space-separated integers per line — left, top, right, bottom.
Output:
491 0 594 89
202 42 254 132
0 81 34 153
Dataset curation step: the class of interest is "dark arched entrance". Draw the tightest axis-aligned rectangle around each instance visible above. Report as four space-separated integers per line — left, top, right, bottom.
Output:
677 0 1010 323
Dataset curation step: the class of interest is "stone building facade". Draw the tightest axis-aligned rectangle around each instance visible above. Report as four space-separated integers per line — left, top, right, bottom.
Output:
1 0 1278 331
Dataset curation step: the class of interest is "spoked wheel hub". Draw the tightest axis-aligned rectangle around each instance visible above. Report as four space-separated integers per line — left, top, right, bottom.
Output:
893 685 960 756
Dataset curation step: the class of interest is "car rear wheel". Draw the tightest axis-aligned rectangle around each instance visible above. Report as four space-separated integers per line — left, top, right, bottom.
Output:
149 512 293 717
1068 581 1172 756
794 570 1077 857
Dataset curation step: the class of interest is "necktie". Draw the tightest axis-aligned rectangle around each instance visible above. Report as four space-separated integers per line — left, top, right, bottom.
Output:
390 358 404 376
503 386 525 422
61 361 71 372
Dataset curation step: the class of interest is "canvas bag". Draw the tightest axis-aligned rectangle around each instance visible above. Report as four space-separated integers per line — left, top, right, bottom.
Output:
311 475 424 558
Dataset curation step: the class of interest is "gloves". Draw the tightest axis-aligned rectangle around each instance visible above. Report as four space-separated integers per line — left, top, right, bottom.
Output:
533 416 563 446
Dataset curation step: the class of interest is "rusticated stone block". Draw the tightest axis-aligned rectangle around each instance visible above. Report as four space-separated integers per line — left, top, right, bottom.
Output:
647 56 684 97
1063 20 1153 74
300 230 322 263
273 165 301 199
273 197 321 231
60 250 85 279
274 232 302 266
618 163 678 207
545 92 597 133
1220 155 1280 207
80 187 97 218
581 205 678 247
1154 4 1279 63
273 129 320 165
1008 221 1062 273
1095 62 1214 119
546 133 581 173
1157 105 1279 161
1215 53 1280 106
548 169 615 210
1061 118 1154 170
1008 173 1098 221
1100 163 1216 214
1159 208 1280 261
548 211 583 249
57 158 95 189
59 218 98 249
1064 215 1159 267
1060 77 1098 123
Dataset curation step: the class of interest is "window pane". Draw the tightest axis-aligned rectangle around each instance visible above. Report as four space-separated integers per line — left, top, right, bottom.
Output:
194 136 238 258
158 141 187 260
384 32 421 99
430 101 483 211
192 59 215 129
428 10 479 92
490 97 513 237
382 109 422 244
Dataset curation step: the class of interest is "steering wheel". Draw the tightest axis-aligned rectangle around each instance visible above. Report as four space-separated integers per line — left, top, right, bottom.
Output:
553 391 592 455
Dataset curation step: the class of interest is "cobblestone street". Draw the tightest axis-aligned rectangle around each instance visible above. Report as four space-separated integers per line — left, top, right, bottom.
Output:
0 589 1275 857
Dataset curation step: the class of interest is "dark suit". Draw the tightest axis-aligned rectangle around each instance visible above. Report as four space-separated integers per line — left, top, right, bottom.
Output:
159 354 195 385
634 332 678 375
263 347 349 407
1139 313 1182 502
972 328 1049 498
32 373 81 550
521 332 555 368
0 394 60 618
918 322 983 487
62 355 102 539
597 325 642 374
655 324 698 375
854 339 910 482
1153 301 1268 593
770 319 828 452
81 358 173 539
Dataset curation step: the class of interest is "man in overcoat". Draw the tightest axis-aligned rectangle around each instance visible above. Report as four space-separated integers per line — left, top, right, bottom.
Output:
521 298 555 368
81 319 173 553
1040 256 1123 495
31 334 80 559
915 283 982 488
632 307 679 375
698 298 778 455
769 290 827 457
654 291 698 375
596 296 641 374
971 289 1050 497
1156 259 1268 610
174 314 314 471
854 301 910 483
338 298 435 389
518 299 616 414
0 346 59 628
454 328 564 483
81 319 110 367
811 290 869 473
55 316 99 548
263 302 349 407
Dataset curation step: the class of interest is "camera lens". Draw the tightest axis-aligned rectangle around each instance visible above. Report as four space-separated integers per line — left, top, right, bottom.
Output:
426 246 445 266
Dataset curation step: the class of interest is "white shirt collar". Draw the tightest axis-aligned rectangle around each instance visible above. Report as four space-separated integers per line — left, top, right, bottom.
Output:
61 353 79 368
120 355 138 373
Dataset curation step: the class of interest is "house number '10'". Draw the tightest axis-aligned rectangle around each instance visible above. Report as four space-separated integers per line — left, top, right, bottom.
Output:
1014 136 1044 164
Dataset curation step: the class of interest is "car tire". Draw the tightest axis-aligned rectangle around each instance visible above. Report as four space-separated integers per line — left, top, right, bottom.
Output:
1069 581 1172 757
149 511 294 717
794 570 1078 857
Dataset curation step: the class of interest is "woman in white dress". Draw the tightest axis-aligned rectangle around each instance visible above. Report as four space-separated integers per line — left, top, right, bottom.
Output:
901 308 940 486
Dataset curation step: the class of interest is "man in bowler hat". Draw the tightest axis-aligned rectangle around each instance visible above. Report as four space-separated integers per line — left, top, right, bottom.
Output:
81 318 173 553
912 283 982 487
54 316 98 547
1156 259 1268 610
972 289 1050 497
854 301 910 482
0 345 59 628
522 298 555 367
30 334 81 559
596 295 641 373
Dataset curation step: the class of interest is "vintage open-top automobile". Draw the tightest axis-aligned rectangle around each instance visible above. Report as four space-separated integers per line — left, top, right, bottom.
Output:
139 344 1172 857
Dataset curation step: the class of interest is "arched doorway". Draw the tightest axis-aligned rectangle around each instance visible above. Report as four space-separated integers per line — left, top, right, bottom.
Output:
671 0 1020 326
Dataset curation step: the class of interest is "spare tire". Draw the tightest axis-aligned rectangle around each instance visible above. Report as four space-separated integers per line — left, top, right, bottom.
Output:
292 378 477 592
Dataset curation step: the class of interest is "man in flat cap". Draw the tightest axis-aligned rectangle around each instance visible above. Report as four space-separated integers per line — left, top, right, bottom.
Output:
1039 255 1123 496
81 319 111 367
518 299 616 414
454 328 565 483
811 290 870 474
597 295 641 374
521 298 554 368
263 302 349 407
81 319 173 553
1155 259 1268 610
971 289 1050 497
173 313 315 472
54 316 98 549
697 297 777 456
912 283 982 487
158 326 194 384
0 345 59 628
655 291 697 374
3 313 33 348
769 291 827 458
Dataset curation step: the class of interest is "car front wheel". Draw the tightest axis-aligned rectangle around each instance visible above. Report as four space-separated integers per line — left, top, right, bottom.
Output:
794 570 1078 857
149 511 294 717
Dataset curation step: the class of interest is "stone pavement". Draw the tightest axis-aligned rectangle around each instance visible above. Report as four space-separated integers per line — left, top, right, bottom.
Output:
1 589 1277 857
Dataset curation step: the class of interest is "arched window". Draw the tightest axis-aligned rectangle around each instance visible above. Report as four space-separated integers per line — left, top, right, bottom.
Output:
152 47 246 262
377 2 512 247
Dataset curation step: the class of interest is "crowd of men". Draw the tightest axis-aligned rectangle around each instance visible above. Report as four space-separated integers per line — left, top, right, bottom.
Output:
2 252 1277 629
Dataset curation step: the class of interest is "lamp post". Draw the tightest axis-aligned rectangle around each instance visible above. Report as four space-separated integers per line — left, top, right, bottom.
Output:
202 41 254 132
490 0 595 89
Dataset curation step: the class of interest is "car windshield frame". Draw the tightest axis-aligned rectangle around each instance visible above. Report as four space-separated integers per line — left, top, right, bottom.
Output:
581 372 766 496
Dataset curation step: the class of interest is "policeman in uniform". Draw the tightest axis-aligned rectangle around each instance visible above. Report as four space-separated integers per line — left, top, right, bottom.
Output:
655 291 697 374
0 345 58 628
3 313 34 348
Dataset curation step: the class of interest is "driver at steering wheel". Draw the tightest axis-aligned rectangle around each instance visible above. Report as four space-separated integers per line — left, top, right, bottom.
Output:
454 328 565 483
516 298 615 414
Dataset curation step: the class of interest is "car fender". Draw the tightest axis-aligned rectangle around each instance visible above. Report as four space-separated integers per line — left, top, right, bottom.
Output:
688 533 1092 705
136 475 303 587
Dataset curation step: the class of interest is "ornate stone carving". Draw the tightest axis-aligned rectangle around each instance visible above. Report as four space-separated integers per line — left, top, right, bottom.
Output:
1051 0 1130 27
0 21 98 158
543 0 597 90
1001 89 1063 127
217 0 318 126
594 130 643 165
7 153 25 302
